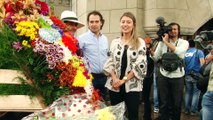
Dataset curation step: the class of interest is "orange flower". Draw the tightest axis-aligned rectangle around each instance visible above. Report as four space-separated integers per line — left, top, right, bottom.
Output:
0 1 4 8
0 7 10 26
23 0 36 10
11 10 27 24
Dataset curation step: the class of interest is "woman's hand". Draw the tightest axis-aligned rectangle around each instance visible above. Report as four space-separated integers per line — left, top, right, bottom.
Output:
112 78 125 90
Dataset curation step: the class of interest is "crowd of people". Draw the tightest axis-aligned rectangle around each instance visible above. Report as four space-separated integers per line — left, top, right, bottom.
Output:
59 9 213 120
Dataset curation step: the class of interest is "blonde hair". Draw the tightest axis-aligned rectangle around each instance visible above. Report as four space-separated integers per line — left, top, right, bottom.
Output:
120 12 140 49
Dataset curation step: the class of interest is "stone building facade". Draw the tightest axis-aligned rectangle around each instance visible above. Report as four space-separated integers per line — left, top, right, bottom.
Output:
51 0 213 43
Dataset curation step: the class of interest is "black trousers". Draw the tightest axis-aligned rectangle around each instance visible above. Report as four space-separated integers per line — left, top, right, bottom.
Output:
109 85 140 120
142 76 153 120
91 73 108 100
157 73 184 120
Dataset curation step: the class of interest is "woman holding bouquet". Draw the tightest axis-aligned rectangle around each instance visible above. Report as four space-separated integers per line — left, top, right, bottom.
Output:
104 12 147 120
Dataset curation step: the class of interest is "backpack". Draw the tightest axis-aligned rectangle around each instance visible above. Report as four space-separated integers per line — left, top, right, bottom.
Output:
200 61 212 76
161 52 183 72
196 61 212 92
186 49 209 92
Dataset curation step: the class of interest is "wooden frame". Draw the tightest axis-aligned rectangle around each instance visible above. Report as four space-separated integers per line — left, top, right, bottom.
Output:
0 69 46 112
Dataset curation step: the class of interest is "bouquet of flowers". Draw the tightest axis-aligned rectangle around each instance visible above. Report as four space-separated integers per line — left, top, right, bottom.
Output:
0 0 99 106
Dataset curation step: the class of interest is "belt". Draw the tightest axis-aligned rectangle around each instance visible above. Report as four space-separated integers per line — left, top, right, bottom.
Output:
91 73 106 78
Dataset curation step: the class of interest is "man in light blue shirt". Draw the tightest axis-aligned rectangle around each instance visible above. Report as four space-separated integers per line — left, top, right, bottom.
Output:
78 10 108 101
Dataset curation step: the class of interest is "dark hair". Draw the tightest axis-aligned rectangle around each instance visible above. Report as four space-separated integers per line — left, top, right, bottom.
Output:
188 39 195 47
87 10 105 29
169 22 181 38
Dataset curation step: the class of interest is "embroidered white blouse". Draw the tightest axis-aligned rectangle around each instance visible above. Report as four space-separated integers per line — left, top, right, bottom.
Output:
103 37 147 92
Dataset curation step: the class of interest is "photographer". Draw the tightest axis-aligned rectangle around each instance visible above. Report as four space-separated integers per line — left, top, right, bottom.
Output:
201 44 213 120
153 22 189 120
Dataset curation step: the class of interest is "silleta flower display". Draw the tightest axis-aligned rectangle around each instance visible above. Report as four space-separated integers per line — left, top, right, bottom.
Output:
0 0 97 105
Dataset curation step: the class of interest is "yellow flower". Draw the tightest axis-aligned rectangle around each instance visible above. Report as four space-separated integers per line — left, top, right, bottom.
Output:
95 107 116 120
22 40 28 46
22 40 31 48
57 40 64 46
16 21 39 40
72 70 88 87
71 56 80 68
26 44 31 48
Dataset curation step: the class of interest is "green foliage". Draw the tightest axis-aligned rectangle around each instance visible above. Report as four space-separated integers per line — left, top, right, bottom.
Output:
0 23 69 105
0 84 38 96
0 22 19 69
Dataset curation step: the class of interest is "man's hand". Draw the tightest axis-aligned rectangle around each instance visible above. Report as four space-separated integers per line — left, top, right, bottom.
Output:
162 33 169 43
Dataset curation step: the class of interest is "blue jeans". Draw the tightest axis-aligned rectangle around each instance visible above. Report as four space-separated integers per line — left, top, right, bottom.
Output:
184 75 201 113
153 67 159 109
201 91 213 120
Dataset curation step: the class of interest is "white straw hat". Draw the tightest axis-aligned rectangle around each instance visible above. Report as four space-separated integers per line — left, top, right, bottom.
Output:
60 10 85 29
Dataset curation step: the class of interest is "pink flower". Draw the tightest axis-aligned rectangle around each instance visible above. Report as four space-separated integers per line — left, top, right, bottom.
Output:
12 41 22 52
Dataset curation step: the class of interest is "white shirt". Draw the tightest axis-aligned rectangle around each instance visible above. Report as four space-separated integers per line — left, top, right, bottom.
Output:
153 38 189 78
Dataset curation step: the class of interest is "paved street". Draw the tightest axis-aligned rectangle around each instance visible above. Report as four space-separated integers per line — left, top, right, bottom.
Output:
0 102 200 120
0 109 200 120
139 102 200 120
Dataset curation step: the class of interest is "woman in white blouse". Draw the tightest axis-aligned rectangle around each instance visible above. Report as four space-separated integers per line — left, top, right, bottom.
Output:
104 12 147 120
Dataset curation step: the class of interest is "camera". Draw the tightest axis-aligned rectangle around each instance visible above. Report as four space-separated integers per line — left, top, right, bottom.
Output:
194 30 213 49
156 16 172 41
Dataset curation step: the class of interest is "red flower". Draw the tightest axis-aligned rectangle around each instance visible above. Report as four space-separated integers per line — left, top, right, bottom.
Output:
59 60 77 88
5 2 15 13
31 40 36 48
69 86 85 95
50 16 66 31
35 0 49 15
92 89 101 102
62 35 77 54
15 1 24 12
47 73 55 81
56 62 66 70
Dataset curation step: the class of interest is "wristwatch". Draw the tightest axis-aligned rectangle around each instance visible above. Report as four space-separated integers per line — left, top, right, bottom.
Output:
123 76 128 82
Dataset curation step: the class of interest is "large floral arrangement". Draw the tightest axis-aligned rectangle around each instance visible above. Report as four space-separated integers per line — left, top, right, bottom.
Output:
0 0 99 105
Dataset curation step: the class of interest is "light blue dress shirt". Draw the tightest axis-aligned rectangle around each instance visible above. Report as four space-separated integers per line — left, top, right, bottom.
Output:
77 30 108 73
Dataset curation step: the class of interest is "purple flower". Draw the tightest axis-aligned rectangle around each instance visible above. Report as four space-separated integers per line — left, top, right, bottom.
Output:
12 41 22 52
4 13 15 27
33 40 45 54
58 29 64 35
47 44 56 53
46 53 55 64
56 52 64 60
